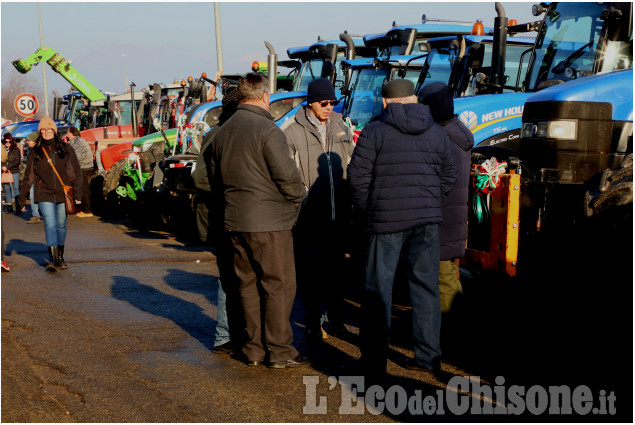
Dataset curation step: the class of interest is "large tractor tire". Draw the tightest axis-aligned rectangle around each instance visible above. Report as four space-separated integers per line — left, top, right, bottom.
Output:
103 159 130 217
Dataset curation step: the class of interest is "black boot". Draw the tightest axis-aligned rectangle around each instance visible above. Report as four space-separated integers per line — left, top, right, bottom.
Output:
14 201 21 215
46 246 59 272
5 205 13 214
57 245 68 269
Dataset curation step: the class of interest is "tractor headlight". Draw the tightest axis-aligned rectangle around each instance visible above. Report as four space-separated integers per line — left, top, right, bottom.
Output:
547 120 577 139
521 122 533 138
536 122 548 138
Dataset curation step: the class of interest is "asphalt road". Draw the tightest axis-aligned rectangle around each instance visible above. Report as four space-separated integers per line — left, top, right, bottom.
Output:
1 208 632 422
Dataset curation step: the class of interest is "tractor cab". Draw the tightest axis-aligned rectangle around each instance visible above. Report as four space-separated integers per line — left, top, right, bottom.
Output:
415 34 535 97
285 36 375 91
341 55 428 131
363 17 492 57
523 2 632 91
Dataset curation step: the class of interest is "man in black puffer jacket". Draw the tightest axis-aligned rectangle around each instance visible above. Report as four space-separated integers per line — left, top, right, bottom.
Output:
348 79 456 376
419 82 474 314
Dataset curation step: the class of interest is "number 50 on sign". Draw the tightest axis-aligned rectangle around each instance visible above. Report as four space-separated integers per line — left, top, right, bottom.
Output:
14 93 39 117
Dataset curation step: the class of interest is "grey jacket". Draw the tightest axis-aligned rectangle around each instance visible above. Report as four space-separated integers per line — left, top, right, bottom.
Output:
282 107 355 225
211 104 305 232
69 136 94 170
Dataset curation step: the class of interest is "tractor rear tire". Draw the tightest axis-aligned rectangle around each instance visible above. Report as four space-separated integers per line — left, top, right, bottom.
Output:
103 159 129 217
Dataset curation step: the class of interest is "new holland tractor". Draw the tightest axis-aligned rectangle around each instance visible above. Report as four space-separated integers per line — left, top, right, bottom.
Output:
446 2 633 277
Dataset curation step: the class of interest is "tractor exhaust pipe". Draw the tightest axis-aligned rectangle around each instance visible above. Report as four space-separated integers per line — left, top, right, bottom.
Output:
491 2 508 92
340 32 356 60
340 32 355 92
130 82 138 137
264 41 277 94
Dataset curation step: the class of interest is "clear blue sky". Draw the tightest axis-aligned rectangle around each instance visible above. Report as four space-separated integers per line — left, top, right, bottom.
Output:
1 2 536 98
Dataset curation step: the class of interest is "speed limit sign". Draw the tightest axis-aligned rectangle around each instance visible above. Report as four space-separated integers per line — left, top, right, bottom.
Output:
14 93 39 117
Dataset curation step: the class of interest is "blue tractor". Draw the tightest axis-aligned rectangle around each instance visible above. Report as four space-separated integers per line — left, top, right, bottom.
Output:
451 2 633 276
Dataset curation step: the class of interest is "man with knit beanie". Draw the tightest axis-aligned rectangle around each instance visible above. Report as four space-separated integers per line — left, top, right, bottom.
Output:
348 79 456 377
418 82 474 314
282 78 355 341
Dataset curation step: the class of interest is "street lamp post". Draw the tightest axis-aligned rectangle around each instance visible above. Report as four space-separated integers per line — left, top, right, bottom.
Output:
214 3 223 74
37 2 50 117
122 54 129 91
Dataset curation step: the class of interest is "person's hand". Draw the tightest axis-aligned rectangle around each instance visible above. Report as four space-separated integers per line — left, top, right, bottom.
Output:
75 200 82 204
1 166 6 171
21 206 26 212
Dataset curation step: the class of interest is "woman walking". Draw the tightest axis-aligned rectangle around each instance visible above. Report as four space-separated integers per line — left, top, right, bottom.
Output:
2 133 22 214
19 117 83 272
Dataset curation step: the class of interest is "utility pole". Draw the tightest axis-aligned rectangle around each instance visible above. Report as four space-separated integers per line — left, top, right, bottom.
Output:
122 54 129 90
37 2 50 117
214 3 223 74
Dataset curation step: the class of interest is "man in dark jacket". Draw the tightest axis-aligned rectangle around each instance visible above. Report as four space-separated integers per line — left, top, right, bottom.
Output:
68 127 95 217
191 87 243 355
348 79 456 375
419 82 474 313
210 73 308 368
282 78 355 340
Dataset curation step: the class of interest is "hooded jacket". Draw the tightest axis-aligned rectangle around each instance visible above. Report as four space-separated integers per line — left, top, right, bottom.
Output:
282 106 355 226
348 102 457 234
19 140 83 205
438 117 474 260
210 104 305 232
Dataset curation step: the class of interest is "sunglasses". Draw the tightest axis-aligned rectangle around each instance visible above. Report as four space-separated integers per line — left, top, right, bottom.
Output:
317 100 338 107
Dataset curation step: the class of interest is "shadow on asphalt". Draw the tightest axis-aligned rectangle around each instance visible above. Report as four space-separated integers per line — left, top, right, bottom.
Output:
5 238 48 266
163 268 219 308
111 275 219 351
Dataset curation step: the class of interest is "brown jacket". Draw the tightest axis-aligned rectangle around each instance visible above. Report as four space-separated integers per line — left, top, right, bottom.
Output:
19 142 82 205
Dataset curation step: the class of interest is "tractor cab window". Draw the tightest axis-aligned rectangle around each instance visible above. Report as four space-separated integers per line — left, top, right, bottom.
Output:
202 106 223 128
600 39 633 73
112 100 142 126
528 2 605 89
344 67 390 130
419 47 457 89
270 96 307 122
295 59 326 91
294 53 346 91
463 43 532 94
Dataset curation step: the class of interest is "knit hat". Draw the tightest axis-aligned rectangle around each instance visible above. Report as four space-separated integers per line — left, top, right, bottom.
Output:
2 133 12 141
381 79 414 99
307 78 336 104
26 131 38 142
38 116 57 134
418 82 454 123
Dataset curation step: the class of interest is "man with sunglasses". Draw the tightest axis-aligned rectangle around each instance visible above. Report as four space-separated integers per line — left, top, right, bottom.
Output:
282 78 355 341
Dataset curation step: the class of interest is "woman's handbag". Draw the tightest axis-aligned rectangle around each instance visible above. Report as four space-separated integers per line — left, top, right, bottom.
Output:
1 171 13 184
42 148 80 215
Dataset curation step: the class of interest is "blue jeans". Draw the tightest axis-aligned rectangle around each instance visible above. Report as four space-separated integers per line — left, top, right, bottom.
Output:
2 172 21 205
30 185 40 217
214 280 230 346
360 224 442 370
38 202 67 247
